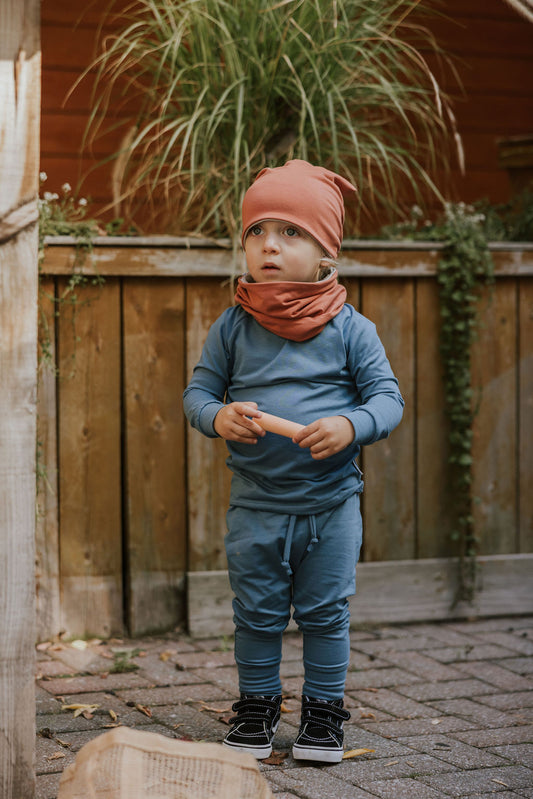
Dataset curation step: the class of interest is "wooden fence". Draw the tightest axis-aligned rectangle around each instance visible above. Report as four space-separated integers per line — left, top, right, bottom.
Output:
36 239 533 640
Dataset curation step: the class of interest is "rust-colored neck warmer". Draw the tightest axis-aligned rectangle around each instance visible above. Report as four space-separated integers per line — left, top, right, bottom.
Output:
234 268 347 341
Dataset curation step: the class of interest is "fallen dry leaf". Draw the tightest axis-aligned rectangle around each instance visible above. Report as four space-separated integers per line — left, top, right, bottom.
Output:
199 701 232 714
280 702 293 713
109 709 118 722
342 748 375 759
47 752 66 761
359 710 376 719
159 651 174 662
135 704 152 718
62 703 100 718
219 713 234 725
263 751 288 765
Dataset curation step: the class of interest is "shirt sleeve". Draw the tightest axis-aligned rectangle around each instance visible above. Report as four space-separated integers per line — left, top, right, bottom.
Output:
341 311 405 445
182 312 232 438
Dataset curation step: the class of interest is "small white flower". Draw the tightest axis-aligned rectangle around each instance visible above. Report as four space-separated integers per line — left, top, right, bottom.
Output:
78 197 88 207
62 182 72 193
39 171 48 182
43 191 55 202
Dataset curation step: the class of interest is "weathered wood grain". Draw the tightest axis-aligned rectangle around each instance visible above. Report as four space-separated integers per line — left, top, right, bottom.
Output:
36 278 61 641
415 278 456 558
123 279 187 634
185 278 233 571
519 277 533 552
471 279 518 555
0 1 40 794
58 277 123 637
361 278 416 562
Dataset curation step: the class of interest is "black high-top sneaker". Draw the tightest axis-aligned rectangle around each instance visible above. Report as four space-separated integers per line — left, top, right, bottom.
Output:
292 695 351 763
223 694 282 759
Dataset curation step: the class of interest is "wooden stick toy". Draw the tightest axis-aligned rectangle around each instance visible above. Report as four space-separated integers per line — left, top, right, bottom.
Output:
256 411 305 439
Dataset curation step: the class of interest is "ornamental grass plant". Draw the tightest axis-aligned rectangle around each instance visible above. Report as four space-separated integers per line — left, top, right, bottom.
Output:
83 0 460 238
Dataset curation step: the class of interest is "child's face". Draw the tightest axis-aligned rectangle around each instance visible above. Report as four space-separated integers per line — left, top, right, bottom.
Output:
244 220 325 283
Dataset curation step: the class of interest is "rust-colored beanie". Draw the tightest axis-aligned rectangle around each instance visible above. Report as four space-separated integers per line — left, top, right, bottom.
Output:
241 159 356 258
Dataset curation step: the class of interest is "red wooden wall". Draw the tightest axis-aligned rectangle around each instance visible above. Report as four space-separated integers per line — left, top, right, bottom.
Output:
40 0 533 228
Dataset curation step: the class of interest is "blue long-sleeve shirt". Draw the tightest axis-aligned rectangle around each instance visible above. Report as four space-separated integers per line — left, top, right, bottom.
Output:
183 303 404 513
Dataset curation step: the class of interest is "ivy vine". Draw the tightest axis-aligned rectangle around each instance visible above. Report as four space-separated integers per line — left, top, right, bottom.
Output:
436 204 493 603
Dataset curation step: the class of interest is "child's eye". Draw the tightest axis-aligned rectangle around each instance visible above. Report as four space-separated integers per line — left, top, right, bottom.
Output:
285 226 300 237
250 225 263 236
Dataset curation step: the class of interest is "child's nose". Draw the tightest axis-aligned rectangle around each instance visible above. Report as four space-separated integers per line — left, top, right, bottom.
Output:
263 231 280 251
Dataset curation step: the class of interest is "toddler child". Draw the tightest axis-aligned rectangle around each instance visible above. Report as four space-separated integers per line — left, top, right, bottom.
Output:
183 159 404 763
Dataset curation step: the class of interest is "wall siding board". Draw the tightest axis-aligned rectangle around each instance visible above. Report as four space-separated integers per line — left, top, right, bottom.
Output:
471 279 518 555
58 277 123 637
415 278 456 559
123 278 187 634
519 277 533 552
360 278 416 562
185 278 232 571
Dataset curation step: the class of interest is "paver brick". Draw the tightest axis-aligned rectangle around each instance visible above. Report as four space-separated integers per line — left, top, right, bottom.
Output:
36 772 62 799
380 650 466 682
37 672 152 695
396 678 497 702
498 657 533 675
345 667 421 690
475 691 533 711
266 766 377 799
362 777 443 798
473 632 533 657
363 716 477 738
420 765 533 796
426 644 518 663
334 752 455 783
489 743 533 768
347 688 441 719
115 683 234 707
399 733 511 769
451 726 533 748
455 661 533 692
429 698 529 729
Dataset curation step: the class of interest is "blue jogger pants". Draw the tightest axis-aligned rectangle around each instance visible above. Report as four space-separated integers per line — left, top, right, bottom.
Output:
224 493 363 700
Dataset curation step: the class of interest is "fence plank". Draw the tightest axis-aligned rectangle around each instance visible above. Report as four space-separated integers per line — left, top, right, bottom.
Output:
58 278 123 637
472 279 518 555
185 278 232 571
123 279 187 634
360 279 416 561
415 278 456 558
36 278 61 641
519 277 533 552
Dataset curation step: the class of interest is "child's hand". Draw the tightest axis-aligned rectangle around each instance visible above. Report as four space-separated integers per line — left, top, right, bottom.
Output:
293 416 355 460
213 402 265 443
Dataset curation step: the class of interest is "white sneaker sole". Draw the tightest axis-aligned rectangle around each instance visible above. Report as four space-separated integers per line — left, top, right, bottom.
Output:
223 739 273 759
292 744 344 763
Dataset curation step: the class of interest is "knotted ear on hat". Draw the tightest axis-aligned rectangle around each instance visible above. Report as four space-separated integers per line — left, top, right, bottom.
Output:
241 159 356 258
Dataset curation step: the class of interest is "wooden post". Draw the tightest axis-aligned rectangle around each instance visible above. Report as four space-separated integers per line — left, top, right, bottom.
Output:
0 1 41 796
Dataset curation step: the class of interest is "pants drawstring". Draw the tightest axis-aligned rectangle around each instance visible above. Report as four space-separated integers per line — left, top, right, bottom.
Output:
282 515 320 576
281 515 296 577
306 515 319 553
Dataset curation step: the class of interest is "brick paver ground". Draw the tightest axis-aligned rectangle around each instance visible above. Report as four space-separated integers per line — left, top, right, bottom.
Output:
35 615 533 798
